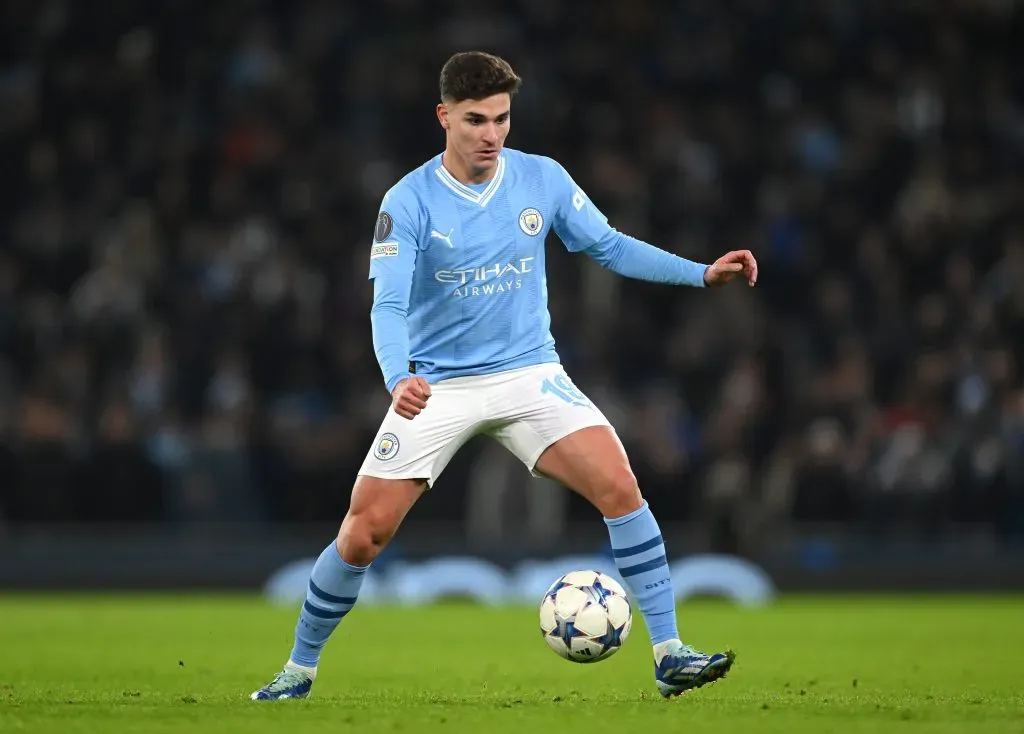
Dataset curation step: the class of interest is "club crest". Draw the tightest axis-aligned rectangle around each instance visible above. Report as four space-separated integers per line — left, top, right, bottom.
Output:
519 208 543 236
374 432 400 461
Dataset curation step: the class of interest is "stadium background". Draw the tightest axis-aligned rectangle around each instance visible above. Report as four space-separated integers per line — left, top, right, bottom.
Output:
1 0 1023 593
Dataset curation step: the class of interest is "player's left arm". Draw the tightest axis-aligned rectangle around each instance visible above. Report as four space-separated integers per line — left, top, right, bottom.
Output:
546 159 757 287
587 231 757 287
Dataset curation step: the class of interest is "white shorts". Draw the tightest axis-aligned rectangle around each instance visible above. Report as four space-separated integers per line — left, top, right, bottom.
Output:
358 363 611 487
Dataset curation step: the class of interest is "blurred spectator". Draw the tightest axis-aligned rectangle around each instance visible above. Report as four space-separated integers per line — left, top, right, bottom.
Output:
80 397 164 523
465 442 567 550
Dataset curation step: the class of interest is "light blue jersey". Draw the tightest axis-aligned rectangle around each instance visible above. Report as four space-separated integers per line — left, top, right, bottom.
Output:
368 148 708 393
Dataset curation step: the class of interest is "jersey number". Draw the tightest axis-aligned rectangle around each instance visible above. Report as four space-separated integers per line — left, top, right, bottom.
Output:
541 375 590 407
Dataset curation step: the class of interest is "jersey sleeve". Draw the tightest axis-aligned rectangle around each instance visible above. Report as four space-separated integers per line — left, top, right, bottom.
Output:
368 185 420 281
545 158 614 253
542 156 708 288
368 185 421 393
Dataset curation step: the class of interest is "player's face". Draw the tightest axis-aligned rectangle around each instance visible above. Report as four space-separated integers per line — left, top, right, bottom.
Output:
438 94 510 180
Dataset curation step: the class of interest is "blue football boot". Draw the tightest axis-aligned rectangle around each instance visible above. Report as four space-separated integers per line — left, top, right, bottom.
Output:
655 641 735 698
250 664 315 700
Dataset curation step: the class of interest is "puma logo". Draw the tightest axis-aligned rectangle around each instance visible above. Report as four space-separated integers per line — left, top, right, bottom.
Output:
430 228 454 248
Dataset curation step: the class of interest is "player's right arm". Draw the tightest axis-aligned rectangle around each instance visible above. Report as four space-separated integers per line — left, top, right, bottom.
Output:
368 185 431 419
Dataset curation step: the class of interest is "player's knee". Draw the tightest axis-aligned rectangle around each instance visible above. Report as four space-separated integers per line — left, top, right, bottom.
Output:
595 468 643 519
337 508 398 566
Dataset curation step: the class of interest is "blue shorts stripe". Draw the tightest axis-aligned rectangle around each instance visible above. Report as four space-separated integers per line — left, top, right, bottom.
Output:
611 534 664 559
303 600 349 620
619 554 669 578
308 580 357 606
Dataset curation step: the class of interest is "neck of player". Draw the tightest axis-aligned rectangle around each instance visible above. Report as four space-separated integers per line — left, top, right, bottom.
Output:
442 148 496 186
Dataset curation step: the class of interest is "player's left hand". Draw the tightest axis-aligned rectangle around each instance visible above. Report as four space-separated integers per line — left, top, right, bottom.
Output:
703 249 758 287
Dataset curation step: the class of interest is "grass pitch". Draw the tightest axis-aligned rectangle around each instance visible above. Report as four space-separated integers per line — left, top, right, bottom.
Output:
1 594 1022 733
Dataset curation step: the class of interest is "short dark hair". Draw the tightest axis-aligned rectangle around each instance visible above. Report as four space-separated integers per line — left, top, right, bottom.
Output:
439 52 522 103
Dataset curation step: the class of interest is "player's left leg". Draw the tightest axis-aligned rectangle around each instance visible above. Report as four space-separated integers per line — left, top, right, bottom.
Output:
532 426 734 696
489 364 733 697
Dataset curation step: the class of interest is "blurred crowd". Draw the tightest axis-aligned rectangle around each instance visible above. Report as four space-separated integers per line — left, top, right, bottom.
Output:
1 0 1023 548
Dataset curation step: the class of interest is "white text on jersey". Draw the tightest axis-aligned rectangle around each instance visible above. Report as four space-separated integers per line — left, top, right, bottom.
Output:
434 257 534 285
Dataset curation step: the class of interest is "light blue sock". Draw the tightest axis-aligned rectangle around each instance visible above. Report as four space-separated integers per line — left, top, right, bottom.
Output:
604 500 679 645
289 542 368 668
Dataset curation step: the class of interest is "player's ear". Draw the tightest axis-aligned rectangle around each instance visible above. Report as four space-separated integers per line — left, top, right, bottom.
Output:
436 103 449 130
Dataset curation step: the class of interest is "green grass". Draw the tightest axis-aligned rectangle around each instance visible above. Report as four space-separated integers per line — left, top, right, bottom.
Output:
1 594 1022 733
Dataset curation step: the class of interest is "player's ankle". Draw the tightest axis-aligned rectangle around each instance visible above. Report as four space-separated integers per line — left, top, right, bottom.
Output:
285 660 318 679
653 639 682 662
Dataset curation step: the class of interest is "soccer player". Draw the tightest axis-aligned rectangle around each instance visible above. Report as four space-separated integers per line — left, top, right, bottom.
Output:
252 51 757 701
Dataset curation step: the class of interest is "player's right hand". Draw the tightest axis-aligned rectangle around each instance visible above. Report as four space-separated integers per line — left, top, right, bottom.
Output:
392 377 432 420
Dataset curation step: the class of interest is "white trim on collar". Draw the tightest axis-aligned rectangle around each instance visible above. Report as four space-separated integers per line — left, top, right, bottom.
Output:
434 155 506 207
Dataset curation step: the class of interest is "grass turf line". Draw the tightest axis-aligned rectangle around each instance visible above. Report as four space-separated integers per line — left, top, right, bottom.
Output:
1 594 1021 733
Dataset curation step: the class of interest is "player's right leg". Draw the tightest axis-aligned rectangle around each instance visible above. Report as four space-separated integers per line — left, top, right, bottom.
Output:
252 379 483 700
250 475 425 700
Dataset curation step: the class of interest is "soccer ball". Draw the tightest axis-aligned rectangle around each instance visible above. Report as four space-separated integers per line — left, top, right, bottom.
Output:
539 570 632 663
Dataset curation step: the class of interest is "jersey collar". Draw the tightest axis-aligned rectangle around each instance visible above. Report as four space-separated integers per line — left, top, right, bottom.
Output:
434 154 506 207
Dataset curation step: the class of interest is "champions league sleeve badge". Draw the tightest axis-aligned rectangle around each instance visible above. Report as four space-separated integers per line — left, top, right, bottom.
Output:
374 211 394 242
